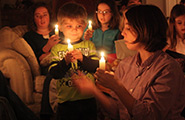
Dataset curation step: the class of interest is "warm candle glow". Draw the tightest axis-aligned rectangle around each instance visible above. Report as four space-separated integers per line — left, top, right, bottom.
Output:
88 20 92 30
67 39 73 51
55 24 59 35
99 52 105 70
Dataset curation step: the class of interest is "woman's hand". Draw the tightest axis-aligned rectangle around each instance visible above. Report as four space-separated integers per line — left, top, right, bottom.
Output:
72 70 96 95
42 35 60 53
95 68 118 90
84 29 94 40
47 35 60 47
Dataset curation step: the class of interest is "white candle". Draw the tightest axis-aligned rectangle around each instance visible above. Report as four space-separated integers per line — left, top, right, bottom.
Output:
99 52 105 70
88 20 92 30
55 24 59 35
67 39 73 51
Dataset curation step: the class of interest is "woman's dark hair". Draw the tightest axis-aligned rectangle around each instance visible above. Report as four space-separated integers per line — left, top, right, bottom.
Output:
167 4 185 49
125 5 168 52
94 0 120 29
26 2 53 31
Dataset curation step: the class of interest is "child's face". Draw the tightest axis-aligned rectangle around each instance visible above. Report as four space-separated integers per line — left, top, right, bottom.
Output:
175 14 185 39
97 3 112 25
59 18 86 42
34 7 50 29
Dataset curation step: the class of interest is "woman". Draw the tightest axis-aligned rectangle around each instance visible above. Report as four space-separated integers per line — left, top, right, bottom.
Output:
23 2 60 75
72 5 185 119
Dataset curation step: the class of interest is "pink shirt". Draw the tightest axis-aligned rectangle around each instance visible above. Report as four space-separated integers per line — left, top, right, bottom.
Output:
111 51 185 120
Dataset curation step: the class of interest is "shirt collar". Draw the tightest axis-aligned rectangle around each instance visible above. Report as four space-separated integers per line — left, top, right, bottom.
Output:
136 50 163 68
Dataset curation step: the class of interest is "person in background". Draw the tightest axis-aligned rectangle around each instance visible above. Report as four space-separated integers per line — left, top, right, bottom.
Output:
72 5 185 119
23 2 60 75
164 4 185 74
49 2 99 120
83 0 120 63
127 0 142 6
180 0 185 5
166 4 185 55
119 0 141 14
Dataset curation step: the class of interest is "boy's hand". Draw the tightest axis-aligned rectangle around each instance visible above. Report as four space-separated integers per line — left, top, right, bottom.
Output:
84 29 94 40
71 49 83 62
64 52 73 65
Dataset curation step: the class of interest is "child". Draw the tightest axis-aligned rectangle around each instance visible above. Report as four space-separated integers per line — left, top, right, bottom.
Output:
83 0 121 62
49 2 99 120
166 4 185 55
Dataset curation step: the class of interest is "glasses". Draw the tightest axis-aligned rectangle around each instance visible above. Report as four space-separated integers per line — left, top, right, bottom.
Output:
96 10 111 14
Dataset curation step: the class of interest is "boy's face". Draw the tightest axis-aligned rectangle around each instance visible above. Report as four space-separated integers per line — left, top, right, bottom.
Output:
59 18 86 42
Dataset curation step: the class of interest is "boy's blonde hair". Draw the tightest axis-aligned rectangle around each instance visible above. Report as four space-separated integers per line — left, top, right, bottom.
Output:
57 2 87 25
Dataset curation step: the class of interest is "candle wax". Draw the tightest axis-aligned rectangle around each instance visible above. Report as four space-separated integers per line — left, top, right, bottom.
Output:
99 52 105 70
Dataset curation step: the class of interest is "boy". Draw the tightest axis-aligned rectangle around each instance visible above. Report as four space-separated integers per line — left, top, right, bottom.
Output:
49 2 99 120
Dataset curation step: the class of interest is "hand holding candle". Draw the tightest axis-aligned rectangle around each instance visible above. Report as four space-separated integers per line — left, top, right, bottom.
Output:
55 24 59 35
88 20 92 30
99 52 106 70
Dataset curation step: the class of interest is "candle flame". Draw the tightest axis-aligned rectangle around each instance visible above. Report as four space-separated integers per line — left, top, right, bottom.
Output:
55 24 58 29
101 52 104 57
89 20 92 25
67 39 70 44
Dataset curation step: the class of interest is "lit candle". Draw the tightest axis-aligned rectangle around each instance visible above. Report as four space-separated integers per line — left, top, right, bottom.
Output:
67 39 73 51
55 24 59 35
99 52 105 70
88 20 92 30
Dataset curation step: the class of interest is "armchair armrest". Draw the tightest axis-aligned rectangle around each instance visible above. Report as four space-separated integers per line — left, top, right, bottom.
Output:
0 49 34 104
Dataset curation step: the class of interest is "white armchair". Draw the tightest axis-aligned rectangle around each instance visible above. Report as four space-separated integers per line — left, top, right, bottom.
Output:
0 25 57 114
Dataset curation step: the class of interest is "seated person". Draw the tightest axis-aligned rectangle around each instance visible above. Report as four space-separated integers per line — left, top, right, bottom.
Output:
23 2 60 75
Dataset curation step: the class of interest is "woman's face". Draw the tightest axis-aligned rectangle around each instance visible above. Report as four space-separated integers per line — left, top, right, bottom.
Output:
97 3 112 25
34 7 50 29
121 18 141 51
175 14 185 39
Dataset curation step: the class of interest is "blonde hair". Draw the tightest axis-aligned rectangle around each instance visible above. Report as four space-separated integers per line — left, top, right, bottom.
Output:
57 2 87 25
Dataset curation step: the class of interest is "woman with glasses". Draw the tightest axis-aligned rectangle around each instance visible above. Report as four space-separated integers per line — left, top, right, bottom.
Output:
83 0 121 56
